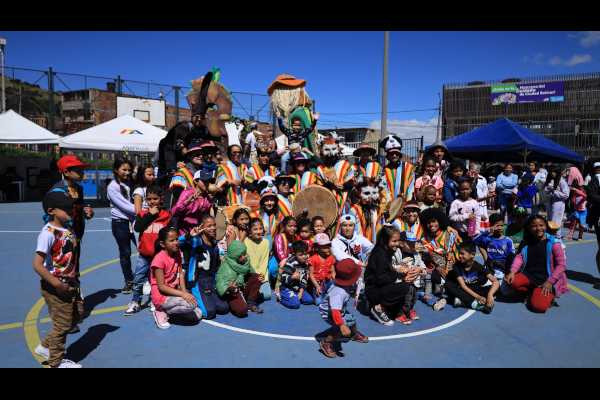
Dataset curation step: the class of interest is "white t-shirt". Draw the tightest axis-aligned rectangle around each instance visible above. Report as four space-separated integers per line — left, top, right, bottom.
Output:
132 187 148 211
246 131 257 152
36 223 79 281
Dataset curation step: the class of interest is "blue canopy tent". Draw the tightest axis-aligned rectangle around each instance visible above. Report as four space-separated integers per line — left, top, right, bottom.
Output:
427 118 585 164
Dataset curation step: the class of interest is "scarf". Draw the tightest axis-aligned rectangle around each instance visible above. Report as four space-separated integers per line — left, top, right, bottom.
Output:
203 161 217 173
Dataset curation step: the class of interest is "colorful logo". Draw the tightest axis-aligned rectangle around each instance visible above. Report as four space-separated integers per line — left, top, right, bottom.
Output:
120 129 143 135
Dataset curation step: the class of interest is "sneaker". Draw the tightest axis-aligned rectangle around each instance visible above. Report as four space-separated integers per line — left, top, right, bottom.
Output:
319 339 337 358
149 301 156 315
247 303 264 314
274 286 281 301
50 359 82 368
371 306 394 326
34 344 50 360
453 297 464 308
124 300 140 316
409 310 419 320
432 298 446 311
395 314 412 325
350 331 369 343
153 310 171 329
122 281 133 294
593 280 600 290
471 300 492 314
143 281 151 296
68 325 80 334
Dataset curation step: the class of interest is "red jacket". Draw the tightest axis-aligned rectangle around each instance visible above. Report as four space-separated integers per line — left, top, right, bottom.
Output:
136 209 173 257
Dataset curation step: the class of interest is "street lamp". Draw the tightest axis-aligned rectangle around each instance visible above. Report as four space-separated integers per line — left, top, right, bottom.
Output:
149 78 163 100
1 38 6 113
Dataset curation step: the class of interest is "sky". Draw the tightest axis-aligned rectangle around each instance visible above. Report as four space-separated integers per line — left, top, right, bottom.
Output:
2 31 599 146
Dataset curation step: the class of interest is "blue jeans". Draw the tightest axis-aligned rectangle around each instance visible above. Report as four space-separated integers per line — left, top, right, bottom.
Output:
111 219 136 283
313 278 334 306
132 254 152 303
280 286 314 309
280 151 308 175
498 194 515 223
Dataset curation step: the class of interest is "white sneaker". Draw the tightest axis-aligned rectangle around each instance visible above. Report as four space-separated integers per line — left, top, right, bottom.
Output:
50 359 82 368
153 310 170 329
143 281 151 296
35 344 50 360
124 300 140 316
433 298 447 311
149 301 156 315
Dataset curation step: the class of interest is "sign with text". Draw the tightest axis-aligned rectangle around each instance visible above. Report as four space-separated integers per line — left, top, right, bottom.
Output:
491 81 564 105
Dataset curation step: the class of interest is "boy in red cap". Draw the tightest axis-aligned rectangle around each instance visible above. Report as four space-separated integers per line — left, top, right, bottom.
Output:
318 258 369 358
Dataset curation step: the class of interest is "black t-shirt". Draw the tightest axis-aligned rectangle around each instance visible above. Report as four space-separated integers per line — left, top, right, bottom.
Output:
453 260 491 287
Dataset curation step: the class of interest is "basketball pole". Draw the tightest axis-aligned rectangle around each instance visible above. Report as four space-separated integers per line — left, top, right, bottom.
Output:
380 31 389 162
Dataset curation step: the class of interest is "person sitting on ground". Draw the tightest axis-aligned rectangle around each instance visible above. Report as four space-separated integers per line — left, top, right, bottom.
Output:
279 240 314 309
391 230 426 324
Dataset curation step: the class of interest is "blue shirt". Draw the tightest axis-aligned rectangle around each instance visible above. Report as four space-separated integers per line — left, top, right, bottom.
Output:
472 231 515 265
496 173 518 195
516 185 538 208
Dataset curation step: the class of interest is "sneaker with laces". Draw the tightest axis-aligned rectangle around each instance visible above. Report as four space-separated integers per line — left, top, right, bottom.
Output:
143 281 151 296
124 300 140 316
371 306 394 326
153 310 171 329
50 359 82 368
247 303 264 314
122 281 133 294
453 297 464 308
471 300 492 314
409 310 419 320
149 301 156 315
432 298 446 311
395 314 412 325
319 339 337 358
350 331 369 343
34 344 50 360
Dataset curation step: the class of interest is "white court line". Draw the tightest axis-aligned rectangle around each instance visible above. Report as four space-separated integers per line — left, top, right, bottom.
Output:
0 230 112 233
202 310 476 341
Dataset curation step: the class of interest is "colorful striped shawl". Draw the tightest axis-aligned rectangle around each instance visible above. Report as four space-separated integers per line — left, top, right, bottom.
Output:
169 166 194 191
245 165 279 184
356 161 382 180
216 161 247 205
251 210 279 237
349 204 384 244
316 160 354 209
277 193 296 219
291 171 317 194
383 162 416 201
421 229 462 262
391 218 425 239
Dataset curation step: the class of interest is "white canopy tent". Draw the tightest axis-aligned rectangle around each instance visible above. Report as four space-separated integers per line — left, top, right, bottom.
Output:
59 115 168 199
0 110 61 144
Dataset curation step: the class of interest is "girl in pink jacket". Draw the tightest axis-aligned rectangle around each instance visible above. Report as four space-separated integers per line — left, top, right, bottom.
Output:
505 215 569 313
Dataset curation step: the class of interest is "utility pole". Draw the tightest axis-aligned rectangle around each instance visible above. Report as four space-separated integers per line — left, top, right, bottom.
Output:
436 91 442 142
380 31 389 161
1 38 6 113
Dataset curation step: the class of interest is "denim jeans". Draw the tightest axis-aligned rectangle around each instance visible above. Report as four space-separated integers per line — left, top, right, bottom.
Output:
111 219 136 283
132 254 152 303
279 286 314 309
498 194 515 223
313 278 334 306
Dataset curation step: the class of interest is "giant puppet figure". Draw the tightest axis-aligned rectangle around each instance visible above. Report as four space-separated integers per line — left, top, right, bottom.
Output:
268 74 318 156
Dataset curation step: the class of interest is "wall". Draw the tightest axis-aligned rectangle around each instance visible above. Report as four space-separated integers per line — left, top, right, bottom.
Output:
0 156 51 199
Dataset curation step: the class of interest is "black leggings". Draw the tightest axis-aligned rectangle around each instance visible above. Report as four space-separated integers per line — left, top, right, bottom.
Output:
444 279 491 304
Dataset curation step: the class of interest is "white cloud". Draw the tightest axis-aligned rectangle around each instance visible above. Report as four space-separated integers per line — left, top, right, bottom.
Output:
549 54 592 66
579 31 600 47
369 118 439 147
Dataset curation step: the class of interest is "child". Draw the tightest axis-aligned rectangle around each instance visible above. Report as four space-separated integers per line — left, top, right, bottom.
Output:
418 185 440 211
443 160 476 209
126 186 174 316
318 258 369 358
415 156 444 203
487 176 496 210
180 215 230 319
392 230 426 324
244 218 272 301
565 184 588 241
504 207 529 251
505 215 569 313
331 215 374 269
274 216 299 298
308 233 336 305
131 162 156 215
296 218 314 254
215 240 265 316
472 213 515 296
151 227 203 329
444 241 499 313
33 191 85 368
276 110 319 174
171 169 215 237
513 173 538 215
310 216 327 241
449 180 481 240
280 240 314 308
217 208 251 255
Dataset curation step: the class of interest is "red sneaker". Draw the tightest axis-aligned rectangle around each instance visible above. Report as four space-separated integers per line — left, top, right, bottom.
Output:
409 310 419 320
395 314 412 325
319 340 337 358
350 331 369 343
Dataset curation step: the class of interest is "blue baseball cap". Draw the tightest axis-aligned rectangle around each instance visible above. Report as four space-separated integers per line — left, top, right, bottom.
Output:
399 230 419 242
194 169 215 182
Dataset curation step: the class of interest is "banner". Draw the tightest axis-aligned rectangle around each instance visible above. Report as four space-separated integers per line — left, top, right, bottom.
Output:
491 81 564 105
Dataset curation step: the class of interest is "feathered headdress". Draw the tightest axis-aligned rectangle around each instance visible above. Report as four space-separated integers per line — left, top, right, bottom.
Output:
316 131 342 157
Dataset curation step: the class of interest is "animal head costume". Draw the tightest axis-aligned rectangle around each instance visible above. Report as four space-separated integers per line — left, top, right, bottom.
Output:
355 173 386 204
186 67 234 157
251 123 275 154
316 132 343 165
379 134 404 156
257 176 278 199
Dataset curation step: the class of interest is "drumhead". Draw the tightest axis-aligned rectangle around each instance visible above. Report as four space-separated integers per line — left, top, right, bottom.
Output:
386 196 406 222
292 185 339 229
215 208 228 242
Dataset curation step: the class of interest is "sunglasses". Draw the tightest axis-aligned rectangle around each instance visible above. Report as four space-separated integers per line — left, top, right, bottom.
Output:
279 181 292 186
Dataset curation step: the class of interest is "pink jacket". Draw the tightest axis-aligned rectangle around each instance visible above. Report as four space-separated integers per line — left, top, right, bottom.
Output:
510 237 570 297
274 234 299 264
171 187 212 235
570 189 587 212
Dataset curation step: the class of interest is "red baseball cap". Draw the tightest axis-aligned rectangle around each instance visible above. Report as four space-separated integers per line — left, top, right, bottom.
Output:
57 155 92 172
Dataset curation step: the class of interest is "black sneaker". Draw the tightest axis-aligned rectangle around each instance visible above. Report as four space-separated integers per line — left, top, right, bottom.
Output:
248 303 263 314
122 281 133 294
371 306 394 326
594 280 600 290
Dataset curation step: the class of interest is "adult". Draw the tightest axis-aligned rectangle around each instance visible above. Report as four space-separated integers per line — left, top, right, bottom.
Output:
391 200 426 239
244 122 260 166
216 144 247 206
348 175 385 244
288 153 318 194
544 166 569 239
528 161 539 180
496 163 518 223
352 143 383 206
586 162 600 289
380 134 416 202
251 176 281 285
275 175 297 219
169 142 206 206
245 146 279 194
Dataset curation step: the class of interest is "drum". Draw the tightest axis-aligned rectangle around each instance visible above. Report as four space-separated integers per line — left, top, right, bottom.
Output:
215 204 250 241
292 185 339 230
244 192 261 213
386 196 406 222
379 189 392 212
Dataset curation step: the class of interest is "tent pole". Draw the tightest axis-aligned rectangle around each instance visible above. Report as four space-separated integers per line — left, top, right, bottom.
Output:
95 152 99 201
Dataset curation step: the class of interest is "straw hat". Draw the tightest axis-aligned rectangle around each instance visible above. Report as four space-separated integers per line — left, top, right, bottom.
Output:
267 74 306 96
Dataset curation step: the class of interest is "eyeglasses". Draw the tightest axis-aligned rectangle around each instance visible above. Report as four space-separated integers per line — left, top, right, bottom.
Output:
280 181 291 186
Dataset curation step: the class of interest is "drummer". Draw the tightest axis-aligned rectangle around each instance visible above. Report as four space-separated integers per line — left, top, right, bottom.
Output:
316 134 355 234
289 153 318 194
216 144 247 206
348 176 385 244
245 145 280 194
380 134 416 202
275 175 297 219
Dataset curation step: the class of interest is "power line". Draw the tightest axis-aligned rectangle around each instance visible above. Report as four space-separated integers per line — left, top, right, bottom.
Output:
320 108 438 115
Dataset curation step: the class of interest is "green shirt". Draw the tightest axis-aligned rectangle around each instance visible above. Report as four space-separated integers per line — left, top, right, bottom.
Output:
503 224 524 253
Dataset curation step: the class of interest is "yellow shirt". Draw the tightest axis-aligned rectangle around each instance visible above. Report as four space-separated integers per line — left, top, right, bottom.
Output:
244 237 270 283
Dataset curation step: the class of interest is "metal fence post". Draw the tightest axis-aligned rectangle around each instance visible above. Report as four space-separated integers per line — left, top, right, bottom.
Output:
48 67 55 133
174 86 179 124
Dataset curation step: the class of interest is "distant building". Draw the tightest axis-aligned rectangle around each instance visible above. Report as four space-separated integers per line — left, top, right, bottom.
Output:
442 72 600 160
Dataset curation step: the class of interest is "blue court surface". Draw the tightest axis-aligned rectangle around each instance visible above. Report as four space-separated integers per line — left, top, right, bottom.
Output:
2 199 600 368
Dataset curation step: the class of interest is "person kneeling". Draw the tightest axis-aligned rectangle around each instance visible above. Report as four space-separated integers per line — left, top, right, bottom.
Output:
280 240 314 309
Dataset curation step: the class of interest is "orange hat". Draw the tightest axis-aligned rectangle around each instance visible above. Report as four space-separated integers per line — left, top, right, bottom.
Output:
267 74 306 96
57 155 92 173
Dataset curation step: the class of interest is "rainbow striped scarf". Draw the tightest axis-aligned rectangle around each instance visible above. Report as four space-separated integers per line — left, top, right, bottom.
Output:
384 162 415 201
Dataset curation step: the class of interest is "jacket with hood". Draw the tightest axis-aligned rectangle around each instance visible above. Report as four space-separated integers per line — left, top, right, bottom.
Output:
331 230 374 264
509 233 570 297
216 240 257 297
424 140 454 178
